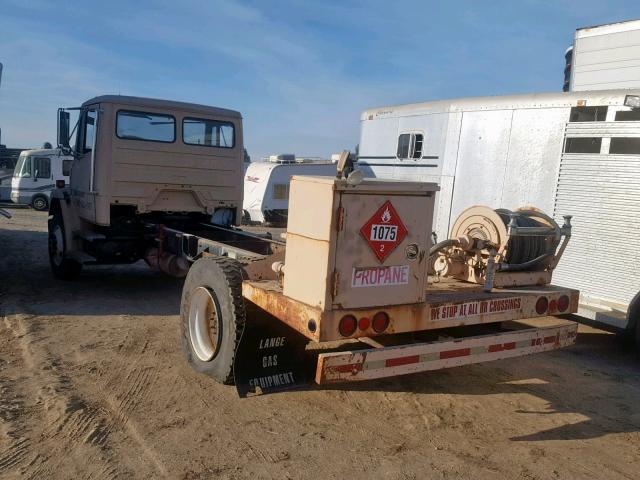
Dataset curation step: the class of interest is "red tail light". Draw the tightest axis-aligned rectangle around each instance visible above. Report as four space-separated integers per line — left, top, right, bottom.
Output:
372 311 390 333
535 297 548 315
557 295 570 312
339 315 357 337
358 317 370 331
548 299 558 314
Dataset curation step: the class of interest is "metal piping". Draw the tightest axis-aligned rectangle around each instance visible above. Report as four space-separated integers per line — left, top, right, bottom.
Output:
429 238 460 257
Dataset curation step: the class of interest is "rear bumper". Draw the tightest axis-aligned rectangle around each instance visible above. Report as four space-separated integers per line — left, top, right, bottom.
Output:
316 320 577 384
243 280 579 342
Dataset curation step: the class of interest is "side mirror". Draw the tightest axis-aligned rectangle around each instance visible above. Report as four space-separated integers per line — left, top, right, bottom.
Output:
335 150 350 179
57 109 70 149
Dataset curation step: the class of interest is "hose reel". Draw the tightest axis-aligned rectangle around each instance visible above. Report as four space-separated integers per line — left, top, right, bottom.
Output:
431 205 572 289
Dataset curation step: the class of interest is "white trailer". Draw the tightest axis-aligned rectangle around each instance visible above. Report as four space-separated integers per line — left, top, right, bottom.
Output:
243 158 336 224
357 89 640 338
568 19 640 91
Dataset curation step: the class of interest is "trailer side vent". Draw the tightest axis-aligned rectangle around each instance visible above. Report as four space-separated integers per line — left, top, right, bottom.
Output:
615 109 640 121
569 106 607 122
609 138 640 155
563 137 602 154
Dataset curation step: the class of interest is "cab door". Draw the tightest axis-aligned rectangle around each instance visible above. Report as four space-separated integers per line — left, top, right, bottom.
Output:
33 156 53 192
70 108 98 222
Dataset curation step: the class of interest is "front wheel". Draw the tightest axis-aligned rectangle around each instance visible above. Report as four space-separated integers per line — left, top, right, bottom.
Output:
181 256 246 384
48 212 82 280
32 195 49 211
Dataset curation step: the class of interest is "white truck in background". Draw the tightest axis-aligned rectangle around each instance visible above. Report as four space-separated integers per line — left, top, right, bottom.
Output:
11 148 72 210
243 154 337 224
357 89 640 345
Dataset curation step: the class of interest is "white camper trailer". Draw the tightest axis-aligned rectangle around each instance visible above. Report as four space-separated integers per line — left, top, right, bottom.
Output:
358 89 640 336
11 148 72 210
243 156 337 224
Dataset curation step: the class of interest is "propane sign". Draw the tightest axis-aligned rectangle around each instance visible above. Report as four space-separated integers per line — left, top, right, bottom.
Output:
360 200 407 262
352 265 410 288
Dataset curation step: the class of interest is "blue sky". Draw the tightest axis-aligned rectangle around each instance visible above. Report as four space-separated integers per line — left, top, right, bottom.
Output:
0 0 636 159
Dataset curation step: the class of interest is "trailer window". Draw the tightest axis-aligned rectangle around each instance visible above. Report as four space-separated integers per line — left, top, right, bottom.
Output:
615 110 640 121
34 157 51 179
273 184 289 200
563 137 602 154
62 159 73 176
183 118 234 148
396 133 424 159
609 138 640 154
116 110 175 143
569 106 607 122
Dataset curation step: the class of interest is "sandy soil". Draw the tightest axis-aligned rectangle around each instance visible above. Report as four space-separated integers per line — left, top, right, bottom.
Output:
1 208 639 480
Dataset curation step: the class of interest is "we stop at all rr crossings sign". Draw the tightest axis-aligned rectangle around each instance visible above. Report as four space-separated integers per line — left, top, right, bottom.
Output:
359 200 408 262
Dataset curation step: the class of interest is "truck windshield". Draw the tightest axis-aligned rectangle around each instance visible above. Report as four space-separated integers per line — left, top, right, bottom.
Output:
13 155 32 178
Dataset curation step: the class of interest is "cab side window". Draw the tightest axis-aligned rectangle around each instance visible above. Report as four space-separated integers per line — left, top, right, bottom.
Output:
83 110 97 153
62 159 73 176
34 157 51 179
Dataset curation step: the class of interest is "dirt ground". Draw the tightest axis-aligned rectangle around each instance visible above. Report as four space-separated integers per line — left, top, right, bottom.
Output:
1 208 639 480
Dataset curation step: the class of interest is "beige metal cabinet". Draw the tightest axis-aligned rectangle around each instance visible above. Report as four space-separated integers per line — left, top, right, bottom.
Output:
284 176 438 310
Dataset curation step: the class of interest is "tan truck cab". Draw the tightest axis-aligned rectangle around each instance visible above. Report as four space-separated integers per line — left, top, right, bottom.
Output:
49 96 244 278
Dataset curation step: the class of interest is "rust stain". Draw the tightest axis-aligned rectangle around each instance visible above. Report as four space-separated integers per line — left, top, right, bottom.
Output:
243 280 580 344
243 281 322 342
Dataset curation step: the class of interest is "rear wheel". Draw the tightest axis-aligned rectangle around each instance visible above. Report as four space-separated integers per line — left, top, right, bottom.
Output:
32 195 49 211
181 256 246 384
48 212 82 280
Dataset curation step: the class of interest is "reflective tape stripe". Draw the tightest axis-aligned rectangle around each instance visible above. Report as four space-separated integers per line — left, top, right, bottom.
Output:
317 323 578 384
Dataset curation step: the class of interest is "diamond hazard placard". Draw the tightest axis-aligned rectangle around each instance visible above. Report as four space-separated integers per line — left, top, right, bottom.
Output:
360 200 408 262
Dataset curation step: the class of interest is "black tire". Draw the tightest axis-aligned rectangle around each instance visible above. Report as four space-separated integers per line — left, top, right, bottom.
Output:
32 195 49 211
48 212 82 280
180 256 246 384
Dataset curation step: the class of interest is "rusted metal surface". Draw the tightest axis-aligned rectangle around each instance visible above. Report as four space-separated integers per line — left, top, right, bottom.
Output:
242 279 580 343
316 320 578 384
242 250 285 281
242 280 323 342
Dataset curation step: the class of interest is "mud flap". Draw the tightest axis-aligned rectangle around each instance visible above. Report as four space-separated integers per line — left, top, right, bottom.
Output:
234 311 313 397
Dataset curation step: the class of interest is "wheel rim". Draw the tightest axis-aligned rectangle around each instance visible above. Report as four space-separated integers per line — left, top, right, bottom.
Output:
50 225 64 266
34 198 46 210
188 287 222 362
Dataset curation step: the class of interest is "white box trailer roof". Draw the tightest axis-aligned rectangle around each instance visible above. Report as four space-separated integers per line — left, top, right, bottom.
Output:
243 160 337 224
358 88 640 331
570 19 640 91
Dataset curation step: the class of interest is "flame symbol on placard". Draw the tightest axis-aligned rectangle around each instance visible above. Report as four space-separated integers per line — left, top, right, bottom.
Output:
381 206 392 223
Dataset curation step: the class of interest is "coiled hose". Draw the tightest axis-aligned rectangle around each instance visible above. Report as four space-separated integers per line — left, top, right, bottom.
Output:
430 209 558 272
